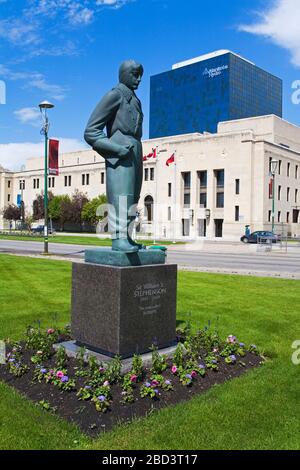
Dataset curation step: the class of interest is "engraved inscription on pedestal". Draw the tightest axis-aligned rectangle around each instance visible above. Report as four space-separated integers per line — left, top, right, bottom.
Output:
71 263 177 358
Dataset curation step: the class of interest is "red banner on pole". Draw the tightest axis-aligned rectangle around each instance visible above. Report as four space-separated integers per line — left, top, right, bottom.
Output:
166 153 175 166
49 139 59 176
268 178 273 199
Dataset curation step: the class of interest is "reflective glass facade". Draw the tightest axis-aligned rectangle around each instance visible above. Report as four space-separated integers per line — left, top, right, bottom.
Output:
149 52 282 138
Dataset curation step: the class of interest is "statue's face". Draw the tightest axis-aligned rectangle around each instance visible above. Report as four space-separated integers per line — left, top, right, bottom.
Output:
120 66 143 90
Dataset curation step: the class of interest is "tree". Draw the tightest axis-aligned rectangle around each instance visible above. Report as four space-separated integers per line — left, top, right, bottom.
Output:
82 194 107 226
49 195 71 231
32 191 54 220
2 204 21 222
69 190 89 229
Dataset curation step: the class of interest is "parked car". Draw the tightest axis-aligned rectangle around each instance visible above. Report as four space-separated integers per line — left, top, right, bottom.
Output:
31 225 55 235
240 231 280 244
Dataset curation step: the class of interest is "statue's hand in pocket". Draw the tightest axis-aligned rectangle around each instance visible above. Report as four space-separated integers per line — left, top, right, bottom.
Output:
117 144 134 159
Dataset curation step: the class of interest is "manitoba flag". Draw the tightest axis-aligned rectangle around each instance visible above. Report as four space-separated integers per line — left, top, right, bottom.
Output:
166 153 175 166
49 139 59 176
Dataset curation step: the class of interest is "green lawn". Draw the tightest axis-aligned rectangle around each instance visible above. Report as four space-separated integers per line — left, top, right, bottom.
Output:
0 234 179 246
0 254 299 450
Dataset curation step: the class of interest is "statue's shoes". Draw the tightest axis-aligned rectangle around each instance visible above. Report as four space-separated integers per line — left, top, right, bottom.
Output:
112 239 139 253
129 239 145 250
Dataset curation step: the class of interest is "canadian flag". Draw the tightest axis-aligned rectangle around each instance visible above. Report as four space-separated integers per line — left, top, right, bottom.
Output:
166 153 175 166
143 148 157 161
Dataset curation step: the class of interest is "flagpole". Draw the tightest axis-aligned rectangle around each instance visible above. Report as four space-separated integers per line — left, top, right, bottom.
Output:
173 150 177 244
153 146 158 245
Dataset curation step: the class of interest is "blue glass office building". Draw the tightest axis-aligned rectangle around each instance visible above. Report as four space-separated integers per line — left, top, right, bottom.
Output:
149 51 282 138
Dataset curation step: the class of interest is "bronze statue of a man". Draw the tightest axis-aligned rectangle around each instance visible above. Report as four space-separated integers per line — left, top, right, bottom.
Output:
84 60 144 253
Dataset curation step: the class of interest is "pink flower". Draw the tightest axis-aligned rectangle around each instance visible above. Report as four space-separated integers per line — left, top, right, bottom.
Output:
47 328 55 335
130 374 137 383
56 371 64 379
171 365 177 374
99 367 105 373
151 379 159 386
103 380 110 387
227 335 237 344
191 370 197 378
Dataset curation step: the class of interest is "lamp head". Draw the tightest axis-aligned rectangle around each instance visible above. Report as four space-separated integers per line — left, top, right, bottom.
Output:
39 101 54 110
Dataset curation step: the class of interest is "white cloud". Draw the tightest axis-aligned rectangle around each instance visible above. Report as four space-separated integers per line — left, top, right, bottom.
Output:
0 64 66 100
14 107 41 126
0 138 88 171
239 0 300 67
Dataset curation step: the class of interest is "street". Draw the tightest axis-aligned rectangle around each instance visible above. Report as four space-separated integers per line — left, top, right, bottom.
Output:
1 239 300 278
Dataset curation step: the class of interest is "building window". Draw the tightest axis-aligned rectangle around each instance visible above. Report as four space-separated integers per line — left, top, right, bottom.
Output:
168 183 172 197
287 162 290 177
168 206 171 221
287 187 290 202
235 206 239 222
296 165 298 179
278 160 282 175
144 195 153 222
278 185 281 200
86 174 89 185
182 172 191 208
296 189 298 204
8 194 10 202
268 210 271 222
48 177 54 188
278 211 281 223
200 193 207 208
68 175 71 186
198 170 207 208
101 172 105 184
19 180 25 190
64 175 68 186
82 174 85 186
144 168 149 181
51 177 55 188
293 209 299 223
33 179 36 189
235 179 240 195
215 169 224 208
182 219 190 236
37 178 39 189
287 212 290 223
8 180 11 189
198 219 206 237
150 168 154 181
82 174 90 185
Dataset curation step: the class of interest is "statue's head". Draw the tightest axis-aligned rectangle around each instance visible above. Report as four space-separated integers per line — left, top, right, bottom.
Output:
119 60 144 90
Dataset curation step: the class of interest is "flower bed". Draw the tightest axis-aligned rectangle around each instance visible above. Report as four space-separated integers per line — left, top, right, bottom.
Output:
0 324 263 437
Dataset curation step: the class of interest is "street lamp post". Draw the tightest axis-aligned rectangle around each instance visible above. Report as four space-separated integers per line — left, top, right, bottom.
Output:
39 101 54 254
270 159 278 234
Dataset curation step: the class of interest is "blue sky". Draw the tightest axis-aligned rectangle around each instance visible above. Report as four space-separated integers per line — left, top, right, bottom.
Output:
1 0 300 169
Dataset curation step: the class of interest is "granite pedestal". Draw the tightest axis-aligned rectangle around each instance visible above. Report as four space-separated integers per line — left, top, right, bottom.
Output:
71 262 177 358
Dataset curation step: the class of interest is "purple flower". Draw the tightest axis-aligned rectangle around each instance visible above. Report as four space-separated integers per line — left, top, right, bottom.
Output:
250 344 257 349
211 360 217 364
230 355 236 362
145 382 151 388
153 389 160 395
97 395 106 402
185 374 192 379
61 375 69 382
84 385 91 389
239 343 245 347
40 368 47 374
165 380 171 385
8 358 15 363
198 364 205 369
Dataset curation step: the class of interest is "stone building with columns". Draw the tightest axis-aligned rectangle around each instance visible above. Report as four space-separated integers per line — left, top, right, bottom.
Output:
1 114 300 240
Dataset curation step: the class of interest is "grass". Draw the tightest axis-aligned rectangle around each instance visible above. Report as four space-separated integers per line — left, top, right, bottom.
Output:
0 234 180 246
0 254 300 450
